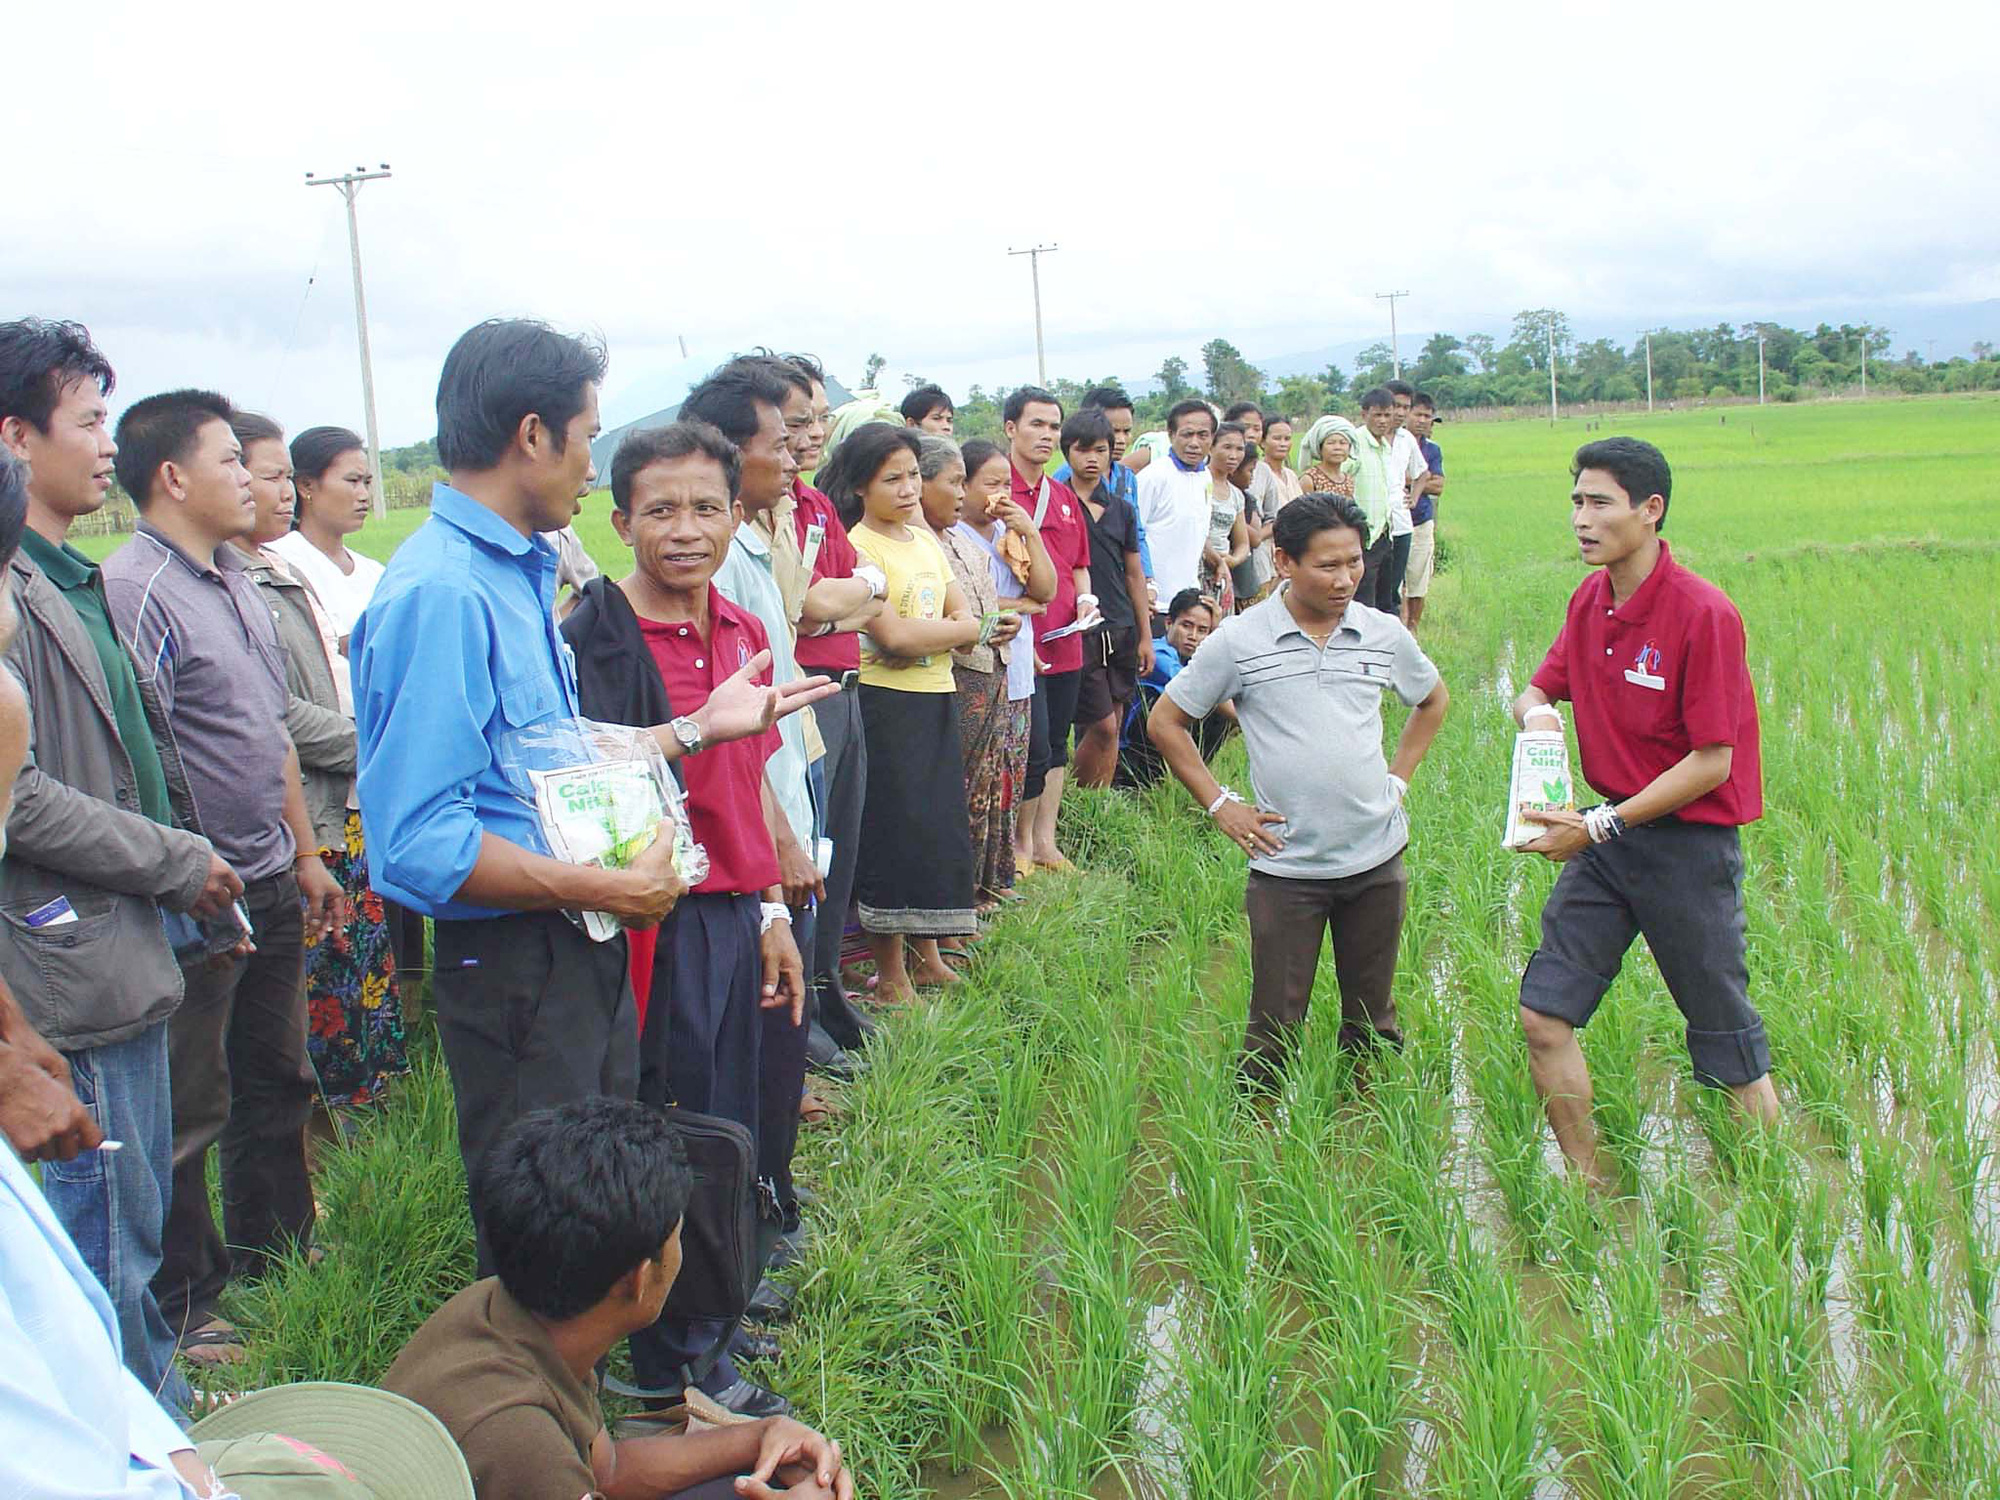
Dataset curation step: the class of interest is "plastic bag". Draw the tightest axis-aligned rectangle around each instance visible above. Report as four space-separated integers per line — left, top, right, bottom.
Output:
495 717 708 941
1503 722 1575 850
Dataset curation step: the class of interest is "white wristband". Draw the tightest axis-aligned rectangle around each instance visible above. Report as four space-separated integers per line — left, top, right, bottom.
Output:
1387 773 1408 804
1206 786 1242 817
1524 705 1563 728
759 901 791 933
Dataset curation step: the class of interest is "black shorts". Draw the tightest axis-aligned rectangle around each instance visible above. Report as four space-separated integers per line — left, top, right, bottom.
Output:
1025 668 1083 798
1077 635 1139 726
1518 820 1769 1087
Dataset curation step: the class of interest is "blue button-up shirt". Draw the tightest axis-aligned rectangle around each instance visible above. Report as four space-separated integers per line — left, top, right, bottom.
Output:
1055 459 1151 579
0 1144 192 1498
352 484 580 920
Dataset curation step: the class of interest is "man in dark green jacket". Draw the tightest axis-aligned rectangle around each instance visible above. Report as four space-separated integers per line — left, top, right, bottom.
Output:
0 319 244 1410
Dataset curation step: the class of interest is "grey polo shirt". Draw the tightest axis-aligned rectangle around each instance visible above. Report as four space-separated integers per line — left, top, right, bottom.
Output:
1166 588 1440 880
102 523 296 881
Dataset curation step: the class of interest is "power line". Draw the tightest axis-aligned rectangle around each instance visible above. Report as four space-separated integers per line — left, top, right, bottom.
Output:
305 164 392 519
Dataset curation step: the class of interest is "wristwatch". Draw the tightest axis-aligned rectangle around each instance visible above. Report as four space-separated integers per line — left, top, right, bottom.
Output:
669 715 704 757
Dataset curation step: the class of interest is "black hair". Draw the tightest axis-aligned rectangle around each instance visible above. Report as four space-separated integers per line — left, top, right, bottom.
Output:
1275 491 1371 556
1059 407 1114 458
229 411 286 454
113 389 235 509
1235 442 1261 469
1411 391 1436 411
679 357 796 448
1081 384 1134 414
0 318 115 434
1002 386 1062 425
959 437 1007 487
816 422 923 530
289 425 367 523
1166 399 1215 436
611 420 743 513
1384 379 1415 400
744 350 812 398
782 353 826 389
0 455 29 571
435 319 606 472
476 1097 693 1322
1573 436 1672 533
900 384 954 424
1358 386 1393 411
1223 401 1264 424
1213 421 1248 445
1167 587 1214 622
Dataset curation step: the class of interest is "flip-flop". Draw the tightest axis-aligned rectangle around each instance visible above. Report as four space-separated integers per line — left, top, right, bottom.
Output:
799 1090 843 1125
1037 856 1077 873
178 1319 247 1368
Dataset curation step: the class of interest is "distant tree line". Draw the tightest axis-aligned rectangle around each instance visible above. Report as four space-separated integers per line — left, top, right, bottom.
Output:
930 312 2000 443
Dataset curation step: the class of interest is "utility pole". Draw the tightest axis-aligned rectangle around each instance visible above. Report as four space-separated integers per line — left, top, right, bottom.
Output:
1645 332 1654 413
306 164 392 519
1757 333 1766 404
1860 329 1869 398
1375 290 1410 376
1007 243 1059 386
1547 315 1559 425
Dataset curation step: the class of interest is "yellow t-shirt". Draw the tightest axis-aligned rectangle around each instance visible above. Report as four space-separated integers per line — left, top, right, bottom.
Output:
851 522 957 692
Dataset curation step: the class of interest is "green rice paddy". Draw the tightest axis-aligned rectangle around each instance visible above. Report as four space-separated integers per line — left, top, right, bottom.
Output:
199 393 2000 1496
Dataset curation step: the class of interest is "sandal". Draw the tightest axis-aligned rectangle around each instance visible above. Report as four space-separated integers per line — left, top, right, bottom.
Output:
178 1318 247 1368
799 1090 843 1125
1037 856 1077 873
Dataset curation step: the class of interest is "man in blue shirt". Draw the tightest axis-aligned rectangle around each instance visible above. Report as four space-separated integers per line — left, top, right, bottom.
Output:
353 319 831 1267
1055 384 1152 585
1404 391 1445 629
1116 587 1231 786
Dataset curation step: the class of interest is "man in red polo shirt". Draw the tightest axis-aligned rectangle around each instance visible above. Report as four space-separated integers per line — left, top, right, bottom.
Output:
783 356 883 1050
1513 436 1777 1190
564 419 805 1417
1005 386 1094 873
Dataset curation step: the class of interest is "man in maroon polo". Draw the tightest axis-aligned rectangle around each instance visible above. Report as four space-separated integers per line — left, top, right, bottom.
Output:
1004 386 1092 873
1512 436 1776 1191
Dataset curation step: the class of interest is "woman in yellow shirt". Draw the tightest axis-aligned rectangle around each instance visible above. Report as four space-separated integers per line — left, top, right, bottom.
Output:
816 425 982 1004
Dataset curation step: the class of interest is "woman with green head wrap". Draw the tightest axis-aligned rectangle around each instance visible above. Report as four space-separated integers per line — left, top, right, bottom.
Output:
818 397 903 474
1295 413 1360 500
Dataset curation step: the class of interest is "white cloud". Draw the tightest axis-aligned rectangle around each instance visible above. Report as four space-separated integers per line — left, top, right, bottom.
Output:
8 0 1996 442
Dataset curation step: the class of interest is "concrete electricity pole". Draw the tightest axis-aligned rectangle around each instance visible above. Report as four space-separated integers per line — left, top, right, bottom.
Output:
1007 243 1059 386
1547 315 1559 425
1375 290 1410 377
1757 333 1766 405
1644 332 1654 413
306 164 392 519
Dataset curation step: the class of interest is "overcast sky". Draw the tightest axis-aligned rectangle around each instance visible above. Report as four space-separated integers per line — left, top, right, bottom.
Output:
10 0 1996 445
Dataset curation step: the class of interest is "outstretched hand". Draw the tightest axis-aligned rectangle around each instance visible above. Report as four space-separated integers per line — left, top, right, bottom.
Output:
695 651 837 746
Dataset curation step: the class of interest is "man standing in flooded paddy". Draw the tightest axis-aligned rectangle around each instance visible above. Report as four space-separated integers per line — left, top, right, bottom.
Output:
1513 436 1778 1189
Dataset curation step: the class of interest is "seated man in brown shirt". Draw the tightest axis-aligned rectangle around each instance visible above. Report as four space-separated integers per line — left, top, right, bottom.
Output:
385 1098 852 1500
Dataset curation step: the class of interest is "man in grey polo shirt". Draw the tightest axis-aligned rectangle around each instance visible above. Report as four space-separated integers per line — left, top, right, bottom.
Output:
101 389 345 1358
1150 491 1449 1087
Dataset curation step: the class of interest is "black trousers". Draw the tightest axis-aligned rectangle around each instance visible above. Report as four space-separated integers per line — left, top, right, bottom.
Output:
808 684 871 1050
1356 527 1397 612
155 870 309 1337
431 911 635 1273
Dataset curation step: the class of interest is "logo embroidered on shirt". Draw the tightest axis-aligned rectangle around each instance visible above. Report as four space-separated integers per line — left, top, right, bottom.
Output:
1623 640 1666 690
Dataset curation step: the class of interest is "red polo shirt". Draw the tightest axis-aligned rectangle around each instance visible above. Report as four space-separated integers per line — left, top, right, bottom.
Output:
1013 464 1091 674
790 479 861 674
637 590 783 893
1530 541 1762 826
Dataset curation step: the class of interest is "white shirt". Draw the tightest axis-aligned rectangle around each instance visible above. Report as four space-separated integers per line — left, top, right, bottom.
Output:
267 530 386 637
1137 456 1213 599
1388 429 1429 538
0 1144 194 1498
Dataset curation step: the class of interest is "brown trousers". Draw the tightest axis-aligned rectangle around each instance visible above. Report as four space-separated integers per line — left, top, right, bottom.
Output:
1242 853 1407 1084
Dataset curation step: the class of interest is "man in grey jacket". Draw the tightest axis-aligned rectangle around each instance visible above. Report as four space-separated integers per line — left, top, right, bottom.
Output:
0 320 243 1406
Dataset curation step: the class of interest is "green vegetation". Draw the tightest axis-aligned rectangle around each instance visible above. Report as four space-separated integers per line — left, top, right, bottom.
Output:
181 394 1999 1495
